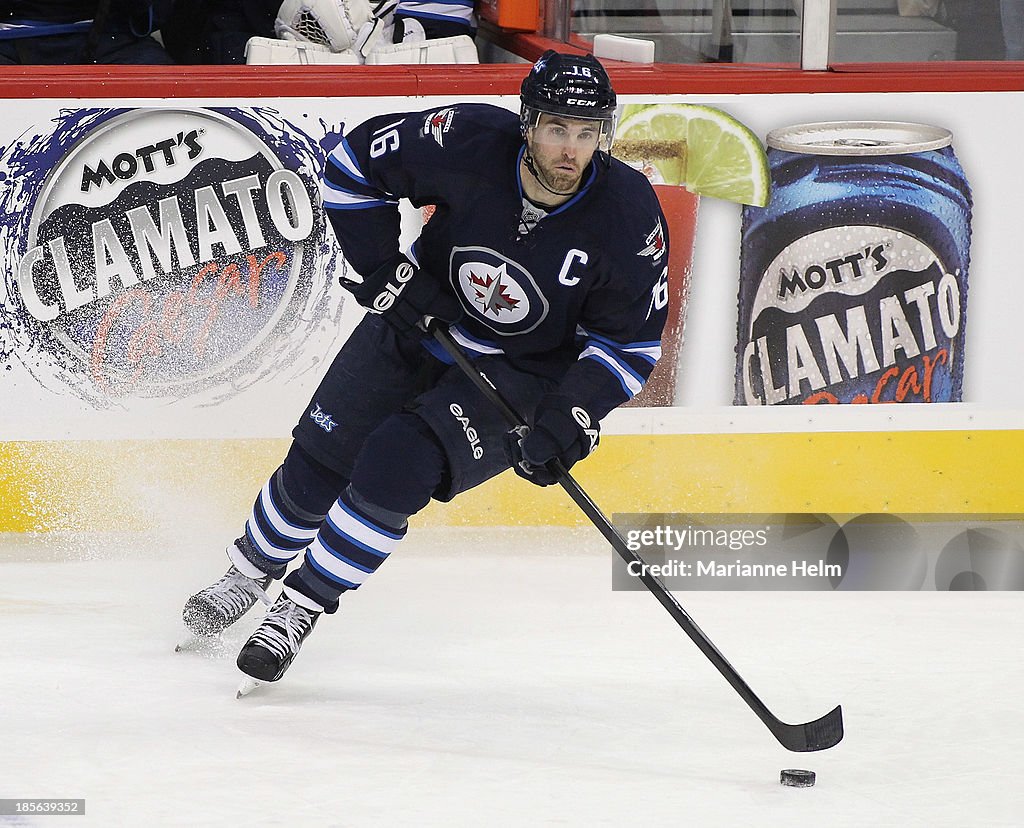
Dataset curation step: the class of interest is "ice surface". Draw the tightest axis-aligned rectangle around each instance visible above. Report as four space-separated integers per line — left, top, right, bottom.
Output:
1 525 1021 827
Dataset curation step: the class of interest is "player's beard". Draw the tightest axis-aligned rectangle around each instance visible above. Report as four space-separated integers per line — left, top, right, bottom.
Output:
529 150 583 195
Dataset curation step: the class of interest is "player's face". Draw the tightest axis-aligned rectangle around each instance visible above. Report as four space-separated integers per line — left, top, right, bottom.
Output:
526 114 602 194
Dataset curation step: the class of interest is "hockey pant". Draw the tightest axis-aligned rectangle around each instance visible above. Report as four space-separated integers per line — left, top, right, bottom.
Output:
231 314 555 612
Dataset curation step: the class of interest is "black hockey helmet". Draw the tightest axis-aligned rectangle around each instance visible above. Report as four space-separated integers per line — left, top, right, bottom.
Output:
520 51 617 152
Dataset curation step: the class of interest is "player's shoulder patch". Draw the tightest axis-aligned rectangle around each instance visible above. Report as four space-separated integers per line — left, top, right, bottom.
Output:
421 106 458 147
586 159 669 272
637 215 667 264
414 104 521 177
420 103 518 147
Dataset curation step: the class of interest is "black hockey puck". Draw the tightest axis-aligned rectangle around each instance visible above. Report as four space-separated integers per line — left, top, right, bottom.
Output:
780 769 815 787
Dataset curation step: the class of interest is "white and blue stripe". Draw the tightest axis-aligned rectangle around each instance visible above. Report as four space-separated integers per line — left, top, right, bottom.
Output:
451 325 504 356
321 178 396 211
619 341 663 365
397 0 476 26
304 496 404 589
577 341 650 399
246 479 321 565
322 138 397 211
575 327 663 398
422 323 505 364
328 139 370 186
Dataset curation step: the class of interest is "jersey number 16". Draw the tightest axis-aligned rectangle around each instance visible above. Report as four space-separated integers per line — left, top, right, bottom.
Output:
648 266 669 319
369 118 406 158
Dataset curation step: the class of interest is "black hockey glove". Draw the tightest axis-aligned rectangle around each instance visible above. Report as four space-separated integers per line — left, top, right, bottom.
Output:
340 254 462 336
505 394 600 487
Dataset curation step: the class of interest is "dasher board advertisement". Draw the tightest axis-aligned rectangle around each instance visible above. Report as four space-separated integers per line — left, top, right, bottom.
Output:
737 121 971 406
0 91 1022 443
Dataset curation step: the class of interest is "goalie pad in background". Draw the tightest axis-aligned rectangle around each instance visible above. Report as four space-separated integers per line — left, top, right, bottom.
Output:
364 35 478 64
245 37 361 64
245 33 478 64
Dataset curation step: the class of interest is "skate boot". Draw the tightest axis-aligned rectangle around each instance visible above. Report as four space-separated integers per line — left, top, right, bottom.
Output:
182 565 272 637
236 592 321 683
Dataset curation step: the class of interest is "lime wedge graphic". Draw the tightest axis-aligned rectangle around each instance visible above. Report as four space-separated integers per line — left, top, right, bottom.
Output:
614 103 770 207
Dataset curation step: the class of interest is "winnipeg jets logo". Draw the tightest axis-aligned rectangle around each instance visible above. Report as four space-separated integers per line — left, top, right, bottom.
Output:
638 217 666 262
423 108 455 146
450 246 549 335
468 264 522 316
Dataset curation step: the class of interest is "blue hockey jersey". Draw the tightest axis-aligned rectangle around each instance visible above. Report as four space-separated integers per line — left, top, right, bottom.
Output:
394 0 476 38
321 103 670 421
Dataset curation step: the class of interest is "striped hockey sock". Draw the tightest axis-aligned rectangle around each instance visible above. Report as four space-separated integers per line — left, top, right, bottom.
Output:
284 486 406 613
238 467 326 577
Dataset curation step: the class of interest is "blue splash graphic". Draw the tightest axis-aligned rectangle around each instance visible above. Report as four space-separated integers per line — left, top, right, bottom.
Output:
0 109 120 393
0 106 347 408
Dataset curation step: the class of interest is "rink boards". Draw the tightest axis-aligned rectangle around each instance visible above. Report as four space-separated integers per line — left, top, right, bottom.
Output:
2 406 1021 533
1 80 1022 534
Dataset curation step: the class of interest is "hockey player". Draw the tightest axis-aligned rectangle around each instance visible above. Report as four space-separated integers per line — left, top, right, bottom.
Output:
181 51 671 688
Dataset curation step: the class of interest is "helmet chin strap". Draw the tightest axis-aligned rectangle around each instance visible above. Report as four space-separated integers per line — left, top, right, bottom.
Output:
522 147 578 200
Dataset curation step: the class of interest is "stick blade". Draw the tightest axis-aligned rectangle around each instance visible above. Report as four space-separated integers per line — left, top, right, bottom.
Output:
771 704 844 752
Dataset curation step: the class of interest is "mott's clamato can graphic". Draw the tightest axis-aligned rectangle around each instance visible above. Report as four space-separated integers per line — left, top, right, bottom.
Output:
737 122 973 405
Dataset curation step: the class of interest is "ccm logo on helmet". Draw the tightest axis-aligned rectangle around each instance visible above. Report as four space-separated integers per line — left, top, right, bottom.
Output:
565 99 598 107
371 261 416 312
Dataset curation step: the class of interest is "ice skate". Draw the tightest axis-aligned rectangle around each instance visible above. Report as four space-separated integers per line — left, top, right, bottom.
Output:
235 676 264 698
181 563 272 640
236 592 321 687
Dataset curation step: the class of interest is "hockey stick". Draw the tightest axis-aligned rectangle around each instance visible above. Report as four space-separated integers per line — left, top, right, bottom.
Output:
428 320 843 752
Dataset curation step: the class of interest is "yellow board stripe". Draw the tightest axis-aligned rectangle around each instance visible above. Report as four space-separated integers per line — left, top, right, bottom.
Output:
1 431 1022 533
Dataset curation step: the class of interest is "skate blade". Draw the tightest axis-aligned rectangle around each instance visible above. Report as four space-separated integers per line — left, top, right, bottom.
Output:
236 676 264 698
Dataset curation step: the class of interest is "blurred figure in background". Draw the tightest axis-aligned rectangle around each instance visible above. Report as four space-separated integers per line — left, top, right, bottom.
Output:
1001 0 1024 59
161 0 477 64
255 0 479 64
160 0 278 64
391 0 475 41
0 0 175 63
